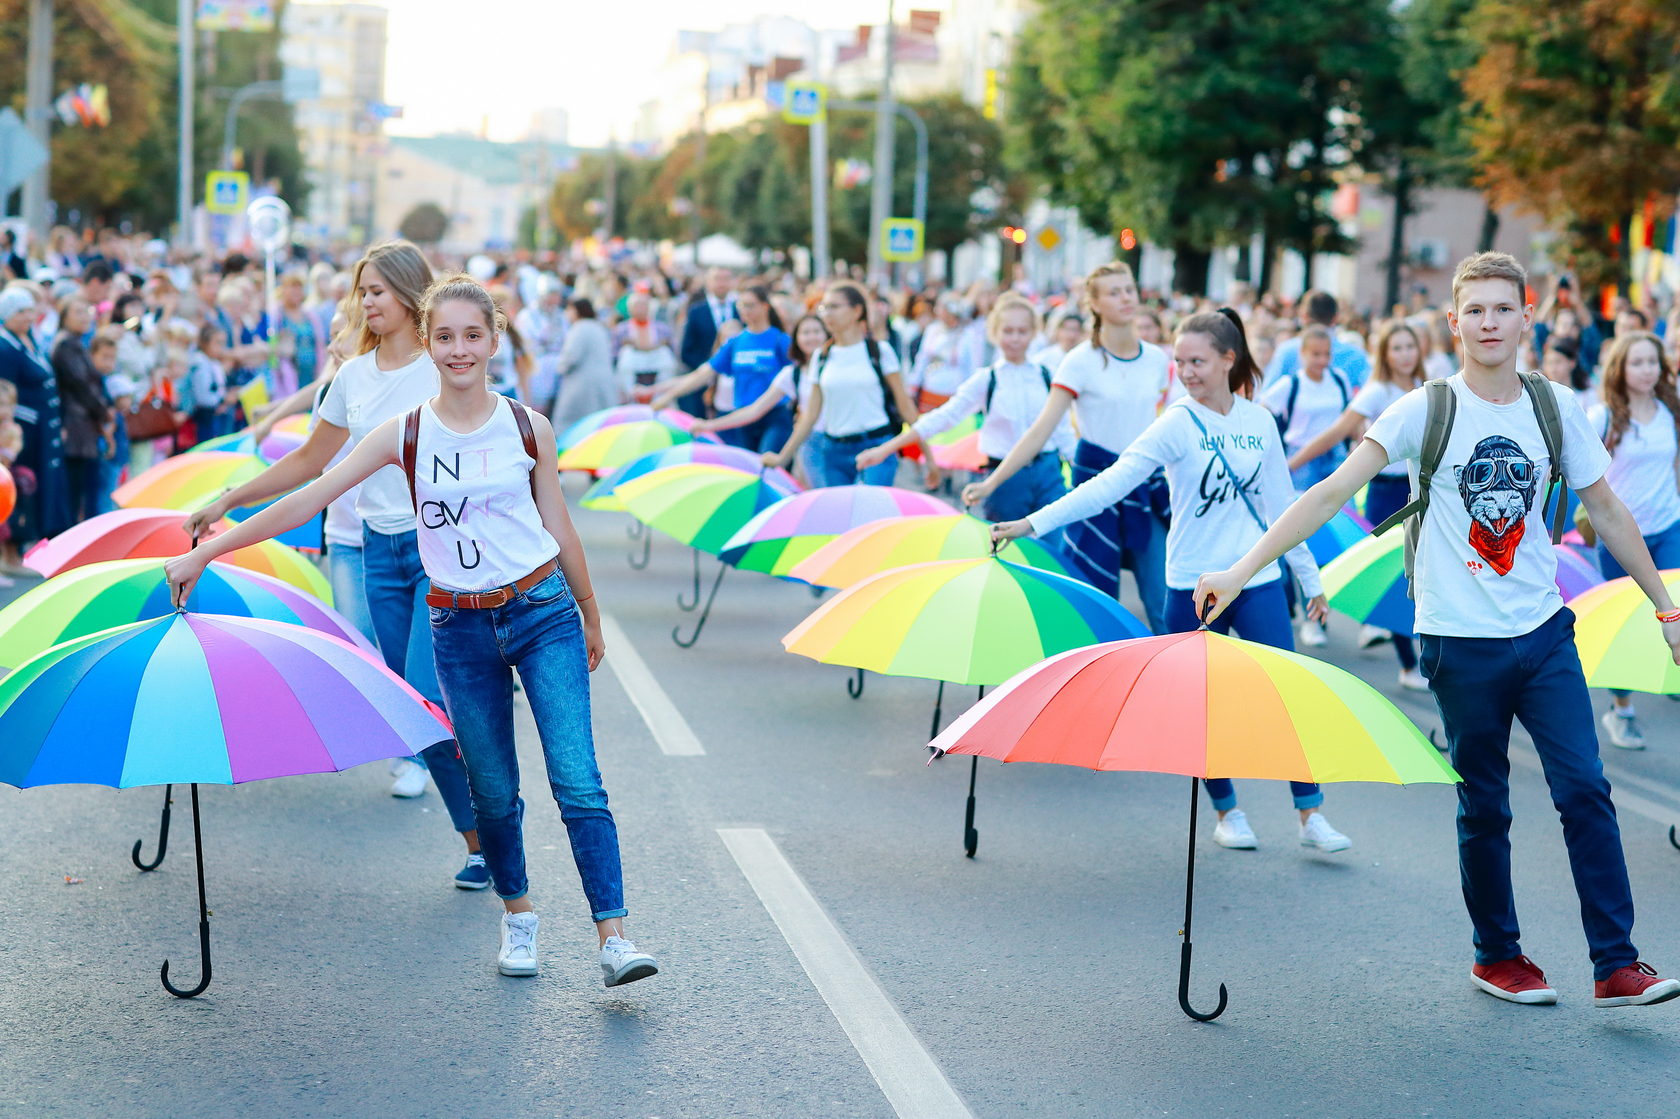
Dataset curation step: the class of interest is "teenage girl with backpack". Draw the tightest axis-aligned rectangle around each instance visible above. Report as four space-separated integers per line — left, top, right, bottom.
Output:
761 281 927 488
167 274 658 986
857 293 1074 522
651 283 790 452
695 312 829 486
991 309 1353 854
962 262 1174 633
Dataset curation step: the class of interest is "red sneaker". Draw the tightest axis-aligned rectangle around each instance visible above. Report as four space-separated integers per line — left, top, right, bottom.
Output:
1594 962 1680 1007
1471 955 1559 1004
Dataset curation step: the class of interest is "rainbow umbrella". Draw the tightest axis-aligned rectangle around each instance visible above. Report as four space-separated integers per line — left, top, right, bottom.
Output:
582 443 800 513
1554 545 1603 601
614 464 800 647
0 611 451 997
0 558 373 669
113 452 267 510
789 513 1070 589
21 508 332 604
555 404 696 452
930 629 1458 1021
1570 570 1680 696
1323 532 1598 634
719 485 956 579
557 420 710 476
1304 507 1371 567
931 432 987 473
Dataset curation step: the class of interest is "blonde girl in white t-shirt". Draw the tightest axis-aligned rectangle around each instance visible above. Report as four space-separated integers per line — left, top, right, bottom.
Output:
168 274 658 988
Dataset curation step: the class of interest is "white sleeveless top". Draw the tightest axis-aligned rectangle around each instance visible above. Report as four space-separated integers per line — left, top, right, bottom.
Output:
410 399 560 592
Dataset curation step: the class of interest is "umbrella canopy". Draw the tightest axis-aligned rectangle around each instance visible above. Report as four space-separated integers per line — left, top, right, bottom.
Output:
21 508 332 603
1323 531 1598 634
789 514 1071 589
582 444 800 512
930 432 986 473
0 558 373 670
720 485 956 577
1570 570 1680 694
113 452 267 510
557 420 710 476
0 612 449 789
783 556 1149 686
1304 507 1371 567
614 464 796 555
930 629 1459 785
555 405 696 452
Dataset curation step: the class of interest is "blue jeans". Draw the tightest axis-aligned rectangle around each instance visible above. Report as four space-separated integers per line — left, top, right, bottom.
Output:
984 452 1068 523
1064 441 1169 633
360 524 477 834
1363 474 1418 671
719 405 794 456
326 541 377 643
1165 583 1324 812
1289 444 1345 491
1420 607 1638 979
428 570 627 918
810 430 897 487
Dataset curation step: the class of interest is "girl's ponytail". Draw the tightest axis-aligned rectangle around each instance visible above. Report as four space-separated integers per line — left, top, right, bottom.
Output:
1177 307 1260 398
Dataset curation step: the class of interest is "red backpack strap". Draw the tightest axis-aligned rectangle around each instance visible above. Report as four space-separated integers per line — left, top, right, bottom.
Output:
506 396 540 498
401 406 421 511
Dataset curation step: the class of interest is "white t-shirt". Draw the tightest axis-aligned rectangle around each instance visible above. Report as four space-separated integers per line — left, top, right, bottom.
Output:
316 350 440 535
1259 368 1351 460
1350 380 1410 477
1028 397 1321 596
815 340 901 437
311 378 364 548
1365 375 1610 638
1587 401 1680 536
912 361 1077 461
1051 340 1177 455
411 400 560 592
766 361 816 413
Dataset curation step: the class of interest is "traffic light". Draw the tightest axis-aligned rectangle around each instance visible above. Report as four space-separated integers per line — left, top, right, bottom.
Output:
1000 225 1019 241
1119 228 1137 251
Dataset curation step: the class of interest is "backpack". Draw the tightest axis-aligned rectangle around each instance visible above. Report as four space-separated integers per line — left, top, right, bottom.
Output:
1371 372 1567 597
805 337 902 428
401 396 540 512
983 363 1053 412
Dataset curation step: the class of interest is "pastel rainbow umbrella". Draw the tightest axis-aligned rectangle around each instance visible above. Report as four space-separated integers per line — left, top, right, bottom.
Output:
930 431 986 473
1322 531 1600 634
0 558 374 670
789 513 1071 589
21 508 333 604
198 428 307 463
0 611 452 998
557 420 710 476
581 443 800 513
113 451 267 510
1569 570 1680 696
929 629 1458 1022
903 413 980 465
719 485 956 578
555 405 696 453
273 413 309 437
1305 507 1370 567
613 464 801 648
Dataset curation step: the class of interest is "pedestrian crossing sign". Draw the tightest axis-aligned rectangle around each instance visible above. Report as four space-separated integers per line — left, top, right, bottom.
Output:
881 218 924 263
205 171 249 215
782 82 827 126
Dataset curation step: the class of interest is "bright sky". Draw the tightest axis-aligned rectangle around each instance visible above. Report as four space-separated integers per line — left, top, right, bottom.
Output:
381 0 912 147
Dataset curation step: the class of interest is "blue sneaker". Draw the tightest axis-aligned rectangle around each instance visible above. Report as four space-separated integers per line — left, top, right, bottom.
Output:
454 853 491 890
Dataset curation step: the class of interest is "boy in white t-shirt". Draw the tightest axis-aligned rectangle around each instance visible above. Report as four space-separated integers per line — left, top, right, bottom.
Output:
1196 252 1680 1010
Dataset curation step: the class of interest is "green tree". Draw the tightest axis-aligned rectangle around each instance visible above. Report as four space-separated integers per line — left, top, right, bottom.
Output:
1006 0 1402 294
1463 0 1680 295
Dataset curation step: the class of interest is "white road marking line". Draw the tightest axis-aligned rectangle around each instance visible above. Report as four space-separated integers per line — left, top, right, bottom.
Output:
718 827 975 1119
1508 745 1679 826
598 611 705 756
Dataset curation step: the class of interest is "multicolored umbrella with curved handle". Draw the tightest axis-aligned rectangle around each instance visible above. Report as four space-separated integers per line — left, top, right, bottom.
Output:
788 513 1070 589
929 628 1457 1021
1569 570 1680 694
557 420 711 476
1305 507 1371 567
582 443 800 512
720 485 956 577
0 558 373 669
0 611 451 997
555 404 696 452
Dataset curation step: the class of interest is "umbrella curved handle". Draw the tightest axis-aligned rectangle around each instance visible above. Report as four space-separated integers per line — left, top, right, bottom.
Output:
847 668 866 699
1669 825 1680 852
161 917 211 999
130 784 173 872
1177 942 1228 1022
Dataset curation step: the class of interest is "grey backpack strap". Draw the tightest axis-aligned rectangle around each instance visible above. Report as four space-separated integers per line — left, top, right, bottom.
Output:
1370 379 1455 598
1517 370 1569 544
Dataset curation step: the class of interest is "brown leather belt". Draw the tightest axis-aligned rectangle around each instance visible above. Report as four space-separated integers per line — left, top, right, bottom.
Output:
425 558 560 610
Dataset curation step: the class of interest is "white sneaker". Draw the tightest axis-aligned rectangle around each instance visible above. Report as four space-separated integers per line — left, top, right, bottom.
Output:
1298 621 1328 648
1300 812 1352 853
1602 710 1647 750
1212 808 1258 849
498 911 539 977
1398 668 1429 692
600 935 659 987
390 758 429 798
1358 624 1391 648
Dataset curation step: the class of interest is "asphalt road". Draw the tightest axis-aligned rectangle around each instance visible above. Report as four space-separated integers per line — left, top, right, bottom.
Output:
5 486 1680 1119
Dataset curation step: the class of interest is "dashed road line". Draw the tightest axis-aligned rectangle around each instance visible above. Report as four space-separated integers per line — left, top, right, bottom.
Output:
598 610 705 756
718 827 975 1119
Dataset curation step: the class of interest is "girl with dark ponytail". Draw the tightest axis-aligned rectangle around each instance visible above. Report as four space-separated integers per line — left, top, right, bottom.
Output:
992 307 1355 855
